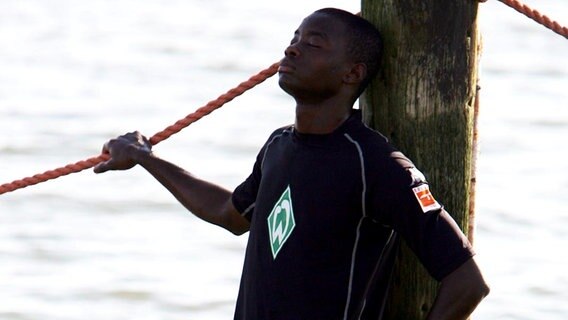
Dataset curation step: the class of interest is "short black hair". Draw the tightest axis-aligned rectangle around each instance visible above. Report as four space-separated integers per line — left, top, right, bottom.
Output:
314 8 383 97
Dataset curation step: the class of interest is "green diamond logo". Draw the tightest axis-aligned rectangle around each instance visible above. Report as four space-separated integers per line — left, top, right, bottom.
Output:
267 185 296 259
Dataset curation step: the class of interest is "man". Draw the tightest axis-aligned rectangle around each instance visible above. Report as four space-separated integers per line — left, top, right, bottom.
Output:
94 8 489 320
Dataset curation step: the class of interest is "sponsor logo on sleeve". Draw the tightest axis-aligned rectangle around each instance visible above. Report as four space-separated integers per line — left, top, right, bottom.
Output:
412 184 441 213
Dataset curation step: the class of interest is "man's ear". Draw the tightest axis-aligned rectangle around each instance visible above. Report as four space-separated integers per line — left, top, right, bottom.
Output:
343 63 367 85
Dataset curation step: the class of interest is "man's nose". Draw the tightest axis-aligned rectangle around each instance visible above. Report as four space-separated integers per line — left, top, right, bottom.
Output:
284 43 300 57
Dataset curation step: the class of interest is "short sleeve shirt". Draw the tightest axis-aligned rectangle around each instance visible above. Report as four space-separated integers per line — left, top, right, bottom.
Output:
231 110 474 320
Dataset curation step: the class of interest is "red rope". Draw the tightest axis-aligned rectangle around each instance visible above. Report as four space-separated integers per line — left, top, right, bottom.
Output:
1 1 566 196
496 0 568 39
0 62 280 196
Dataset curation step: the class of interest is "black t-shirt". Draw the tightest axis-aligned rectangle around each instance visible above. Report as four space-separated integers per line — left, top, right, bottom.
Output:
231 110 474 320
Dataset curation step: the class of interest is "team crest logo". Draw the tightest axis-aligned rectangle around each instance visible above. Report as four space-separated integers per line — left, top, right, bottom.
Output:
267 185 296 259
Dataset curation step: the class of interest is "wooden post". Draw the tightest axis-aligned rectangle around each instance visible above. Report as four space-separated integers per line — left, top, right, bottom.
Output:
360 1 481 318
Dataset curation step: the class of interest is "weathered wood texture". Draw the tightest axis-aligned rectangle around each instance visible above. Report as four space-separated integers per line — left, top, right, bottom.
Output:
360 1 481 318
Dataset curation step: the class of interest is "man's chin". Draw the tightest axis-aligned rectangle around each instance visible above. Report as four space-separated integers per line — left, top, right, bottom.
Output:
278 77 296 97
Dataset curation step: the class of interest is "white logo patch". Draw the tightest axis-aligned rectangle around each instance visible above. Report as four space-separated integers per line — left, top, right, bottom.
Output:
267 186 296 259
408 167 426 186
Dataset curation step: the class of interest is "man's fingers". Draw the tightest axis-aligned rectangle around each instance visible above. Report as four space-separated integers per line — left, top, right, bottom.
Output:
94 132 145 174
93 159 114 174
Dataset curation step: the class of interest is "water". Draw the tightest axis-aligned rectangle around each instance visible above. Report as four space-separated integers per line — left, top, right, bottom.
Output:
0 0 566 319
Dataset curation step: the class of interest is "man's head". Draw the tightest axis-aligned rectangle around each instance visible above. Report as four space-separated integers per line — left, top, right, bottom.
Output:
278 8 383 103
314 8 383 96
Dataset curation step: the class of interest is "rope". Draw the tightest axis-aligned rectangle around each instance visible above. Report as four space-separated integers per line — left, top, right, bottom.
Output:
0 62 280 196
496 0 568 39
1 0 565 196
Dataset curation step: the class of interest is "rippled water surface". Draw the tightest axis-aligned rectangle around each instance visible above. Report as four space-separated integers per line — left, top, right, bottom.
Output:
1 0 567 319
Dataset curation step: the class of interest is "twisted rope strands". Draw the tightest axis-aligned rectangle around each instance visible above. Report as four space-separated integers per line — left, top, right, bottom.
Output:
0 155 110 195
0 62 280 196
1 0 565 196
497 0 568 39
150 62 279 145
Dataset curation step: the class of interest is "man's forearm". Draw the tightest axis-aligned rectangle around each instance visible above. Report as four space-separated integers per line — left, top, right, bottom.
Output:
426 258 490 320
135 150 249 235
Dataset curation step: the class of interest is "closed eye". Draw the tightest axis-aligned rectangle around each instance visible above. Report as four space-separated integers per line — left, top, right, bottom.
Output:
288 39 320 49
307 42 321 48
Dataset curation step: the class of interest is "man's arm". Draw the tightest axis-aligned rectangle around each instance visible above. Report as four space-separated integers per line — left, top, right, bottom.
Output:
94 131 250 235
426 257 490 320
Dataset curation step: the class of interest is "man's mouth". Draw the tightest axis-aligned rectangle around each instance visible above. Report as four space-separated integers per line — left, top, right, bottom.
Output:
278 61 295 73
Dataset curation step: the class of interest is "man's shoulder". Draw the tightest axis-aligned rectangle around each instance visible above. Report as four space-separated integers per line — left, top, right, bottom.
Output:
345 120 419 182
346 120 396 156
264 125 294 143
271 124 294 135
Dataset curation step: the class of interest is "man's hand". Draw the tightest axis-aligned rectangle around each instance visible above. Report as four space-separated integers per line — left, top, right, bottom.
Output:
94 131 152 173
91 131 248 235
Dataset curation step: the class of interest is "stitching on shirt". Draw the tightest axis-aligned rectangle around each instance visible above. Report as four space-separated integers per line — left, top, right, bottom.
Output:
342 133 368 320
356 229 395 319
260 128 291 171
241 202 256 216
343 216 365 320
248 127 290 219
344 133 367 217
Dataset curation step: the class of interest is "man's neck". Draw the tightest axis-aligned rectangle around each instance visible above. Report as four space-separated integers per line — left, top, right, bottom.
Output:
294 102 353 134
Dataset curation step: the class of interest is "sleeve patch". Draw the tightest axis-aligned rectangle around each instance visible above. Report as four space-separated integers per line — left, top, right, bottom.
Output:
408 167 427 186
412 184 441 213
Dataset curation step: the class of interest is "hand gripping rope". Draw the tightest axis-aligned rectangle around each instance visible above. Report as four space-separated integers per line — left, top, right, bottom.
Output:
0 0 566 196
0 63 279 196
